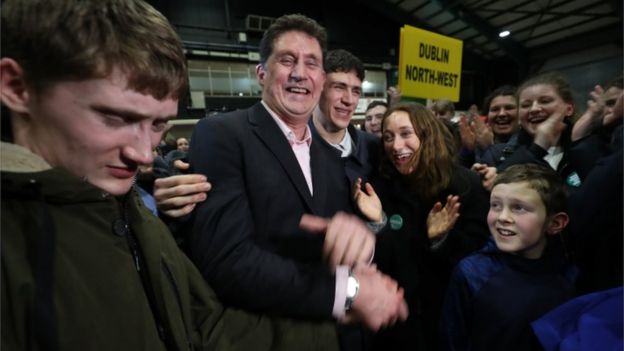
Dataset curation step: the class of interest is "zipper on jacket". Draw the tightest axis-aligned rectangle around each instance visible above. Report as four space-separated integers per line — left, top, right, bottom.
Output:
117 196 171 349
162 260 194 351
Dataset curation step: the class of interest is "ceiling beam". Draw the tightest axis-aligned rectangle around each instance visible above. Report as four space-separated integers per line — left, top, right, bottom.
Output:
609 0 623 21
428 0 463 19
437 0 528 66
480 16 610 56
354 0 492 69
458 0 605 47
476 0 567 34
445 0 535 38
408 1 431 15
483 9 602 17
510 1 613 39
526 17 613 46
469 0 500 11
354 0 436 32
527 22 623 61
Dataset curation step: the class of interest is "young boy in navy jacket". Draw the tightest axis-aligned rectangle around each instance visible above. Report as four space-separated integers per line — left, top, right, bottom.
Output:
441 164 576 351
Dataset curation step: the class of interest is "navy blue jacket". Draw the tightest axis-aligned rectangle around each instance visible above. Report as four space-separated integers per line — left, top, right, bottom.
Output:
441 239 577 351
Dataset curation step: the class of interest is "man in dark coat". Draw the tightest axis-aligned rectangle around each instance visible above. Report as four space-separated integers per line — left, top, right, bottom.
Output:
187 14 407 339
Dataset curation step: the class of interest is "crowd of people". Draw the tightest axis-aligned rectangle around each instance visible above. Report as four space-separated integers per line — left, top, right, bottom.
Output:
1 0 622 350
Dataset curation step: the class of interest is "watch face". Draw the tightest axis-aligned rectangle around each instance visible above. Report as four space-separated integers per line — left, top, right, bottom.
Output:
347 276 358 297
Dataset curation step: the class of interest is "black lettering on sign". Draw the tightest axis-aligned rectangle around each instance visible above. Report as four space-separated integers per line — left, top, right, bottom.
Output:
419 43 449 63
405 64 459 88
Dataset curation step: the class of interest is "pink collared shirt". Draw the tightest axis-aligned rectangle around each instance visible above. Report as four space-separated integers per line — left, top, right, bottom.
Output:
262 101 313 195
260 101 349 318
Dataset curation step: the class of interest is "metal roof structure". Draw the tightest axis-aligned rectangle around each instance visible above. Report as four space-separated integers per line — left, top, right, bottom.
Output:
356 0 622 65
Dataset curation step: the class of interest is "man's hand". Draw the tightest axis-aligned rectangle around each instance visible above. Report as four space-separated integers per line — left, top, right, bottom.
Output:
427 195 460 240
342 264 409 331
153 164 211 218
353 178 383 223
300 212 375 271
471 163 497 191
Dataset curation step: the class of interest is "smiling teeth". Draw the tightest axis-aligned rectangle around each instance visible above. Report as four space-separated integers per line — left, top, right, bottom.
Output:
287 87 308 94
498 229 515 236
529 117 546 123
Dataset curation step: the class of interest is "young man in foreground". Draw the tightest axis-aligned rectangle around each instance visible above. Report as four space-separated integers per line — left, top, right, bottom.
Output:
1 1 339 349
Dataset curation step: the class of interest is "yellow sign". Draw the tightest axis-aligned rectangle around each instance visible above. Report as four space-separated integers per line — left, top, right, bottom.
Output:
399 25 463 102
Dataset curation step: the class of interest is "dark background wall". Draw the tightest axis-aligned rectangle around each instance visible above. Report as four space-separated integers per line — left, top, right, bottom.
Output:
149 0 622 116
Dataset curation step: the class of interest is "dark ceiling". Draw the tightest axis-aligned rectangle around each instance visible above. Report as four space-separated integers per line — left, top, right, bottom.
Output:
151 0 622 65
356 0 622 66
150 0 622 108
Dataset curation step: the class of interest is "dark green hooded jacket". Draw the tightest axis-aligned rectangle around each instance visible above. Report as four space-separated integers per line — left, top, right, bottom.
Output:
1 142 338 351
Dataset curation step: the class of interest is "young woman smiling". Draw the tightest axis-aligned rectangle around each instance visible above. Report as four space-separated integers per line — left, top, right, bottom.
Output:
356 103 490 350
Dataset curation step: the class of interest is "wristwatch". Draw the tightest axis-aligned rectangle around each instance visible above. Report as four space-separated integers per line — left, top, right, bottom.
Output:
345 270 360 311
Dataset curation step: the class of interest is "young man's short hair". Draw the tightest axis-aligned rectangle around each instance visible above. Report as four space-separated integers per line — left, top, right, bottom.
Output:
1 0 188 99
366 100 388 113
494 164 568 216
324 49 365 82
482 85 516 115
258 14 327 66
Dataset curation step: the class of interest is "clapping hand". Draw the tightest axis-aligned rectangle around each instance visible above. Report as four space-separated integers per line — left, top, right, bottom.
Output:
471 163 497 191
354 177 383 223
427 195 460 240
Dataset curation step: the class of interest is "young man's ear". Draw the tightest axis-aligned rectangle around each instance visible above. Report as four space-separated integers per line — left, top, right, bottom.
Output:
546 212 569 235
255 63 266 88
0 58 30 114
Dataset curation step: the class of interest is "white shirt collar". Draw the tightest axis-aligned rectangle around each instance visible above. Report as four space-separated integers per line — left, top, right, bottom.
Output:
329 130 353 158
261 100 312 146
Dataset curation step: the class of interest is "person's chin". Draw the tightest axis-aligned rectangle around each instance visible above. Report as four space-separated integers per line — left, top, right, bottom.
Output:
286 103 314 117
495 127 512 136
94 178 134 196
334 120 351 131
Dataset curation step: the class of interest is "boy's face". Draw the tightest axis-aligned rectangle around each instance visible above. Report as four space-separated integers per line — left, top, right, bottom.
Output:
487 181 550 259
24 69 177 195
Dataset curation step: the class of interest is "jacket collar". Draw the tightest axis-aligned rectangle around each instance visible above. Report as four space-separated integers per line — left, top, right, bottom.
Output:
248 102 322 213
0 141 51 173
